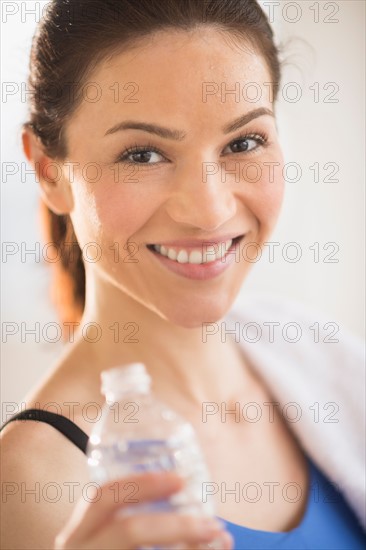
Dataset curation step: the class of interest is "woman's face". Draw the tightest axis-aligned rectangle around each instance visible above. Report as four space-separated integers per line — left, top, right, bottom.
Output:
62 28 285 327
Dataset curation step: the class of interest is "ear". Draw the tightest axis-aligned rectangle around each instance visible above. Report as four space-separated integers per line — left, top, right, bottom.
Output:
22 127 74 215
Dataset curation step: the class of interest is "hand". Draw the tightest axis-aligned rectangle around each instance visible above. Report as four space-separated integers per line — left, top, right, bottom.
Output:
54 471 233 550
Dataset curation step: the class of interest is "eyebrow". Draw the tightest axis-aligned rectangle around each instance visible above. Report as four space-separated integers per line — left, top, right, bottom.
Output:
104 107 274 140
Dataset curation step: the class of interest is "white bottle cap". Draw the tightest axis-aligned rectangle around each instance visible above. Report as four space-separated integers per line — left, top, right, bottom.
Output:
101 362 151 400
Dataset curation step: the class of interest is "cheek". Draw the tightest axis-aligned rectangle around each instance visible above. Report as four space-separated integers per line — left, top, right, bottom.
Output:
84 181 162 243
241 152 285 234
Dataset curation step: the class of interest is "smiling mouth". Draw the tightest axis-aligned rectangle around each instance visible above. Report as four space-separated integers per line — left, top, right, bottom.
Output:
146 235 244 265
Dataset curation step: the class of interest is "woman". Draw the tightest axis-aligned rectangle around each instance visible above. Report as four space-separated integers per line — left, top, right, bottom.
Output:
1 1 365 549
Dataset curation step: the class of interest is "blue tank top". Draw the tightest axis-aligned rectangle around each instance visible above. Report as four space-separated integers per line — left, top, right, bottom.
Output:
220 455 366 549
1 410 365 548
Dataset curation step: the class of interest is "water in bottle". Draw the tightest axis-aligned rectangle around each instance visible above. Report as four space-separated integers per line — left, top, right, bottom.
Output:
86 362 222 550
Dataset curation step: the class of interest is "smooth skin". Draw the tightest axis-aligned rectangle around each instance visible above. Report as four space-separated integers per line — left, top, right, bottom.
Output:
1 27 311 550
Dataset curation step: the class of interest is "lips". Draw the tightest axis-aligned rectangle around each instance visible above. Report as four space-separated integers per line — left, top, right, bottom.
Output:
146 235 244 280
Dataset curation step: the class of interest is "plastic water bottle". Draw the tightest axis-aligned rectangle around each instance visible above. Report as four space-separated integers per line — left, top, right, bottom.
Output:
86 362 222 550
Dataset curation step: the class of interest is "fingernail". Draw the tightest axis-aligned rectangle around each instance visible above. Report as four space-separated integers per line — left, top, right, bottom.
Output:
218 531 234 549
201 517 225 533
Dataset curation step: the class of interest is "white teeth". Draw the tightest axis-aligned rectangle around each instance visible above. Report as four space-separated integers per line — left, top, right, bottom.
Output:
189 250 203 264
177 250 189 263
152 239 233 264
204 245 217 263
167 248 178 261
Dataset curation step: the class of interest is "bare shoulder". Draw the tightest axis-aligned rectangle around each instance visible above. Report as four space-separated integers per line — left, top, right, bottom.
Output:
20 340 105 434
1 352 95 549
1 417 91 550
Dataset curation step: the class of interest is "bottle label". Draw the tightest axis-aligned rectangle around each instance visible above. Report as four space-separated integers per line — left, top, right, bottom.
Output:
116 439 177 472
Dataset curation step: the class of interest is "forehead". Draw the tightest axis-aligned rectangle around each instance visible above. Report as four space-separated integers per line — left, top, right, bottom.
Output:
67 27 272 140
99 27 268 79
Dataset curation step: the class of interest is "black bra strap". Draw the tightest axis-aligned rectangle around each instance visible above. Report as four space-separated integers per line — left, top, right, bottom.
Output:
0 409 89 455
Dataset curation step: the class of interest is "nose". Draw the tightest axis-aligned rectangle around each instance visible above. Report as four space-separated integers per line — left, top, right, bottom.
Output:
164 165 237 231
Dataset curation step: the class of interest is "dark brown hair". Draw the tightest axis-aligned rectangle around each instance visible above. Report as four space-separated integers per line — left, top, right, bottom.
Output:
24 0 281 327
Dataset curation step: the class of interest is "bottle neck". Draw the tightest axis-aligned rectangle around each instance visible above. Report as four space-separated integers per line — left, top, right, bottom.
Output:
101 363 152 402
104 384 151 403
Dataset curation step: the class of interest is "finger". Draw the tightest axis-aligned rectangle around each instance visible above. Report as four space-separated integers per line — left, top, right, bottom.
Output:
84 513 229 550
57 472 183 544
169 529 234 550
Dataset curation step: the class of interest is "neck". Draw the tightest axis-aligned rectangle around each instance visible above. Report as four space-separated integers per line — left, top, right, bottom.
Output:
72 268 252 408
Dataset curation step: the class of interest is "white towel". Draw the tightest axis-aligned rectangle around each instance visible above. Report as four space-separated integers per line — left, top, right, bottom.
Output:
223 292 366 531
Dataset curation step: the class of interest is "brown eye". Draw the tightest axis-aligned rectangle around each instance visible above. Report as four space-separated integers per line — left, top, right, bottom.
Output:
130 151 155 163
231 139 251 153
117 146 165 165
224 134 266 155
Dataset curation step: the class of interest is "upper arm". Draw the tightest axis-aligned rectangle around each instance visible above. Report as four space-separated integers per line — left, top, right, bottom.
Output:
1 421 90 550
